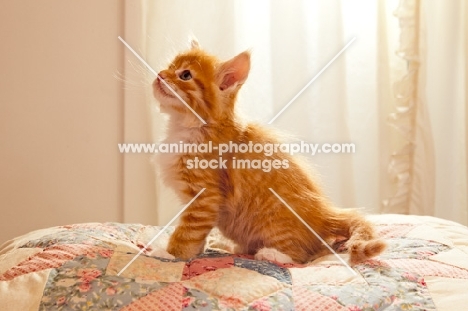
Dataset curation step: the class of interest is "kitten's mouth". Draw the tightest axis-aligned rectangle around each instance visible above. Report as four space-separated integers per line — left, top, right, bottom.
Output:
156 79 175 98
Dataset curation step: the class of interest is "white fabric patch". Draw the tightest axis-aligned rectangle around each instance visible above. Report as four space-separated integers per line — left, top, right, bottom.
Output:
425 276 468 311
0 268 51 311
406 225 454 247
429 248 468 270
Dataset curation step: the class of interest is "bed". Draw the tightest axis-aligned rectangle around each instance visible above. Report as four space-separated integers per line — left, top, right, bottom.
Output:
1 214 467 310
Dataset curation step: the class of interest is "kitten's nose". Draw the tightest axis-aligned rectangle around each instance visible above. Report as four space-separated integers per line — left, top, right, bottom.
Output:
158 71 168 80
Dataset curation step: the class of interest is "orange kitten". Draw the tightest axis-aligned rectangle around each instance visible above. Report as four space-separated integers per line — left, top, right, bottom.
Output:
153 40 386 265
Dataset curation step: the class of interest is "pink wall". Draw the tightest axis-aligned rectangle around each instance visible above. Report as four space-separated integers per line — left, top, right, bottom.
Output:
0 1 126 241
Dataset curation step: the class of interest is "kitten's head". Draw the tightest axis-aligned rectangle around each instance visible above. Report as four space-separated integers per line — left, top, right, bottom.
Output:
153 40 250 125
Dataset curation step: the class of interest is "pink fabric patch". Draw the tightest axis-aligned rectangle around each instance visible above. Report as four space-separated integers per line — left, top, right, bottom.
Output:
0 244 112 281
182 256 235 280
385 259 468 279
249 297 274 311
376 224 416 239
120 283 186 311
293 286 347 311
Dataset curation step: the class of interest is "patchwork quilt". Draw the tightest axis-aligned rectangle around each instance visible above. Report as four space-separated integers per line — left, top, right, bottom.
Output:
1 214 468 310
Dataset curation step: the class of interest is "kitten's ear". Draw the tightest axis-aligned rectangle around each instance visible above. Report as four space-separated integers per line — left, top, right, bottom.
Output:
189 38 200 50
216 51 251 91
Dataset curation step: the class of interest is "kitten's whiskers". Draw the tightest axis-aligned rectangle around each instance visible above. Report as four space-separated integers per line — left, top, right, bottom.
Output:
118 36 207 125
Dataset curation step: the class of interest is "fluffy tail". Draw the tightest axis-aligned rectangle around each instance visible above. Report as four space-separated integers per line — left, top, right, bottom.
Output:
335 210 386 265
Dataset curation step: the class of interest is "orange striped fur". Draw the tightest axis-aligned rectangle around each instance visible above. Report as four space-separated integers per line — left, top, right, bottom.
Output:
153 41 386 265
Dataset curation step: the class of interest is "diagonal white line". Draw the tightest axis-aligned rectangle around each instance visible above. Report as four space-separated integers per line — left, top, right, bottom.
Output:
268 37 356 124
117 188 206 276
118 36 207 125
268 188 357 275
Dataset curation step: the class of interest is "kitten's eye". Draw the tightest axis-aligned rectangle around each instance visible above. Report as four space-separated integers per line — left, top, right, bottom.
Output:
179 70 192 81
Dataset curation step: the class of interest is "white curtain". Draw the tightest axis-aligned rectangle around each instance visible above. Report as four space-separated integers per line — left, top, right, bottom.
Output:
423 0 468 225
125 0 467 226
384 0 468 226
383 0 436 217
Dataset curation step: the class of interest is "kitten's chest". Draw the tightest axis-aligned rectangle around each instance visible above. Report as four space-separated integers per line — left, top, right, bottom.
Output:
159 127 215 186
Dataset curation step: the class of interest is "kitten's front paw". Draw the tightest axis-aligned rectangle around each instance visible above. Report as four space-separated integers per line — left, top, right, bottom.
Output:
167 241 204 260
255 247 295 264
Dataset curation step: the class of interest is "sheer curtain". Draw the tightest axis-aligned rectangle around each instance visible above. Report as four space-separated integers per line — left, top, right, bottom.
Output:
423 0 468 225
383 0 437 217
384 0 468 226
124 0 467 226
